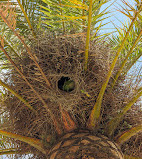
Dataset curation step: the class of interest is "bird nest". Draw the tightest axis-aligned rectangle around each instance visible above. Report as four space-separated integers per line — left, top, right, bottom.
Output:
1 33 141 158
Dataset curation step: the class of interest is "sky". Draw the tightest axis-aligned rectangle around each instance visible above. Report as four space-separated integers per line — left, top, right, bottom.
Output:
100 0 136 33
101 0 141 83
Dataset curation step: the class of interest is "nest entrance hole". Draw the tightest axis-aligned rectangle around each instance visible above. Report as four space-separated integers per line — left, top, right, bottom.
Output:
58 76 75 92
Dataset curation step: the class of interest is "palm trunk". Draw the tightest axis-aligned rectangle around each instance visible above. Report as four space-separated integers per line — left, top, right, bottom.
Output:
47 130 124 159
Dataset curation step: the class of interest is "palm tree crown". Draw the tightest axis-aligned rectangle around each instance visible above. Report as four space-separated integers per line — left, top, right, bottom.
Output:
0 0 142 158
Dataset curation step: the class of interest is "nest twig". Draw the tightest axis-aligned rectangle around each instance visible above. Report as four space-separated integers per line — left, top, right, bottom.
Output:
1 34 141 158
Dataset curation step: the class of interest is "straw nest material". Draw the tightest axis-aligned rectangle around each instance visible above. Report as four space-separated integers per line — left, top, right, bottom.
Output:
1 33 141 158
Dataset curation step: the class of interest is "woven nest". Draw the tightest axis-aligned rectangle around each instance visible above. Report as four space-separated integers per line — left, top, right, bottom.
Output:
1 34 142 158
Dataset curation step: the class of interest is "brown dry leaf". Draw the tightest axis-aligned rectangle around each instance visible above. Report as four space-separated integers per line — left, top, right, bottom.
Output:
0 35 5 48
60 106 77 132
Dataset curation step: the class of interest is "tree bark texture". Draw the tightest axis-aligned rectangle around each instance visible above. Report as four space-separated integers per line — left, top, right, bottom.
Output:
47 131 124 159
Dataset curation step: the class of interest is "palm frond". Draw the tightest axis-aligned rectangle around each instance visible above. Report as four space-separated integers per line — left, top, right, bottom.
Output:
40 0 110 34
107 88 142 136
84 0 93 70
115 125 142 145
0 0 43 36
0 149 30 155
0 42 50 110
109 16 142 77
16 0 36 37
111 29 142 89
0 3 51 87
124 155 142 159
87 1 142 129
0 78 36 112
0 130 46 154
0 0 142 158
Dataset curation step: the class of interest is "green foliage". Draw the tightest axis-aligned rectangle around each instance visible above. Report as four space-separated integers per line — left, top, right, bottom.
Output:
40 0 110 35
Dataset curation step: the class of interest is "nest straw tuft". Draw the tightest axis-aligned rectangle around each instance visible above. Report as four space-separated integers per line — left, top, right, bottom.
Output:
1 34 141 158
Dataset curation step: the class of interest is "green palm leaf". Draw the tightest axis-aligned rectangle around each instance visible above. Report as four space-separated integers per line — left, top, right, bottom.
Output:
115 125 142 145
87 1 142 129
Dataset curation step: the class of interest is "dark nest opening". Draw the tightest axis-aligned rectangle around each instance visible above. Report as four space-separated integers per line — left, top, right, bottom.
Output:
58 76 75 92
1 34 142 158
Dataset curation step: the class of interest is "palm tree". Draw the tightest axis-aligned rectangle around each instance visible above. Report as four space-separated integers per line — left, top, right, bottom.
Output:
0 0 142 158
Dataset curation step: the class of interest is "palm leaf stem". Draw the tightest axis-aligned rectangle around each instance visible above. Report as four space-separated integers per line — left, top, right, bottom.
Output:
0 149 30 155
137 87 142 93
59 0 65 33
87 5 142 129
58 4 87 10
123 51 142 76
115 125 142 145
3 38 20 58
84 0 93 71
0 130 46 154
0 11 51 88
67 0 87 7
17 0 36 37
50 114 63 135
0 43 51 113
0 78 36 113
111 29 142 90
82 0 85 32
59 105 77 132
107 88 142 136
124 155 142 159
0 149 17 155
0 10 62 134
91 21 102 40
